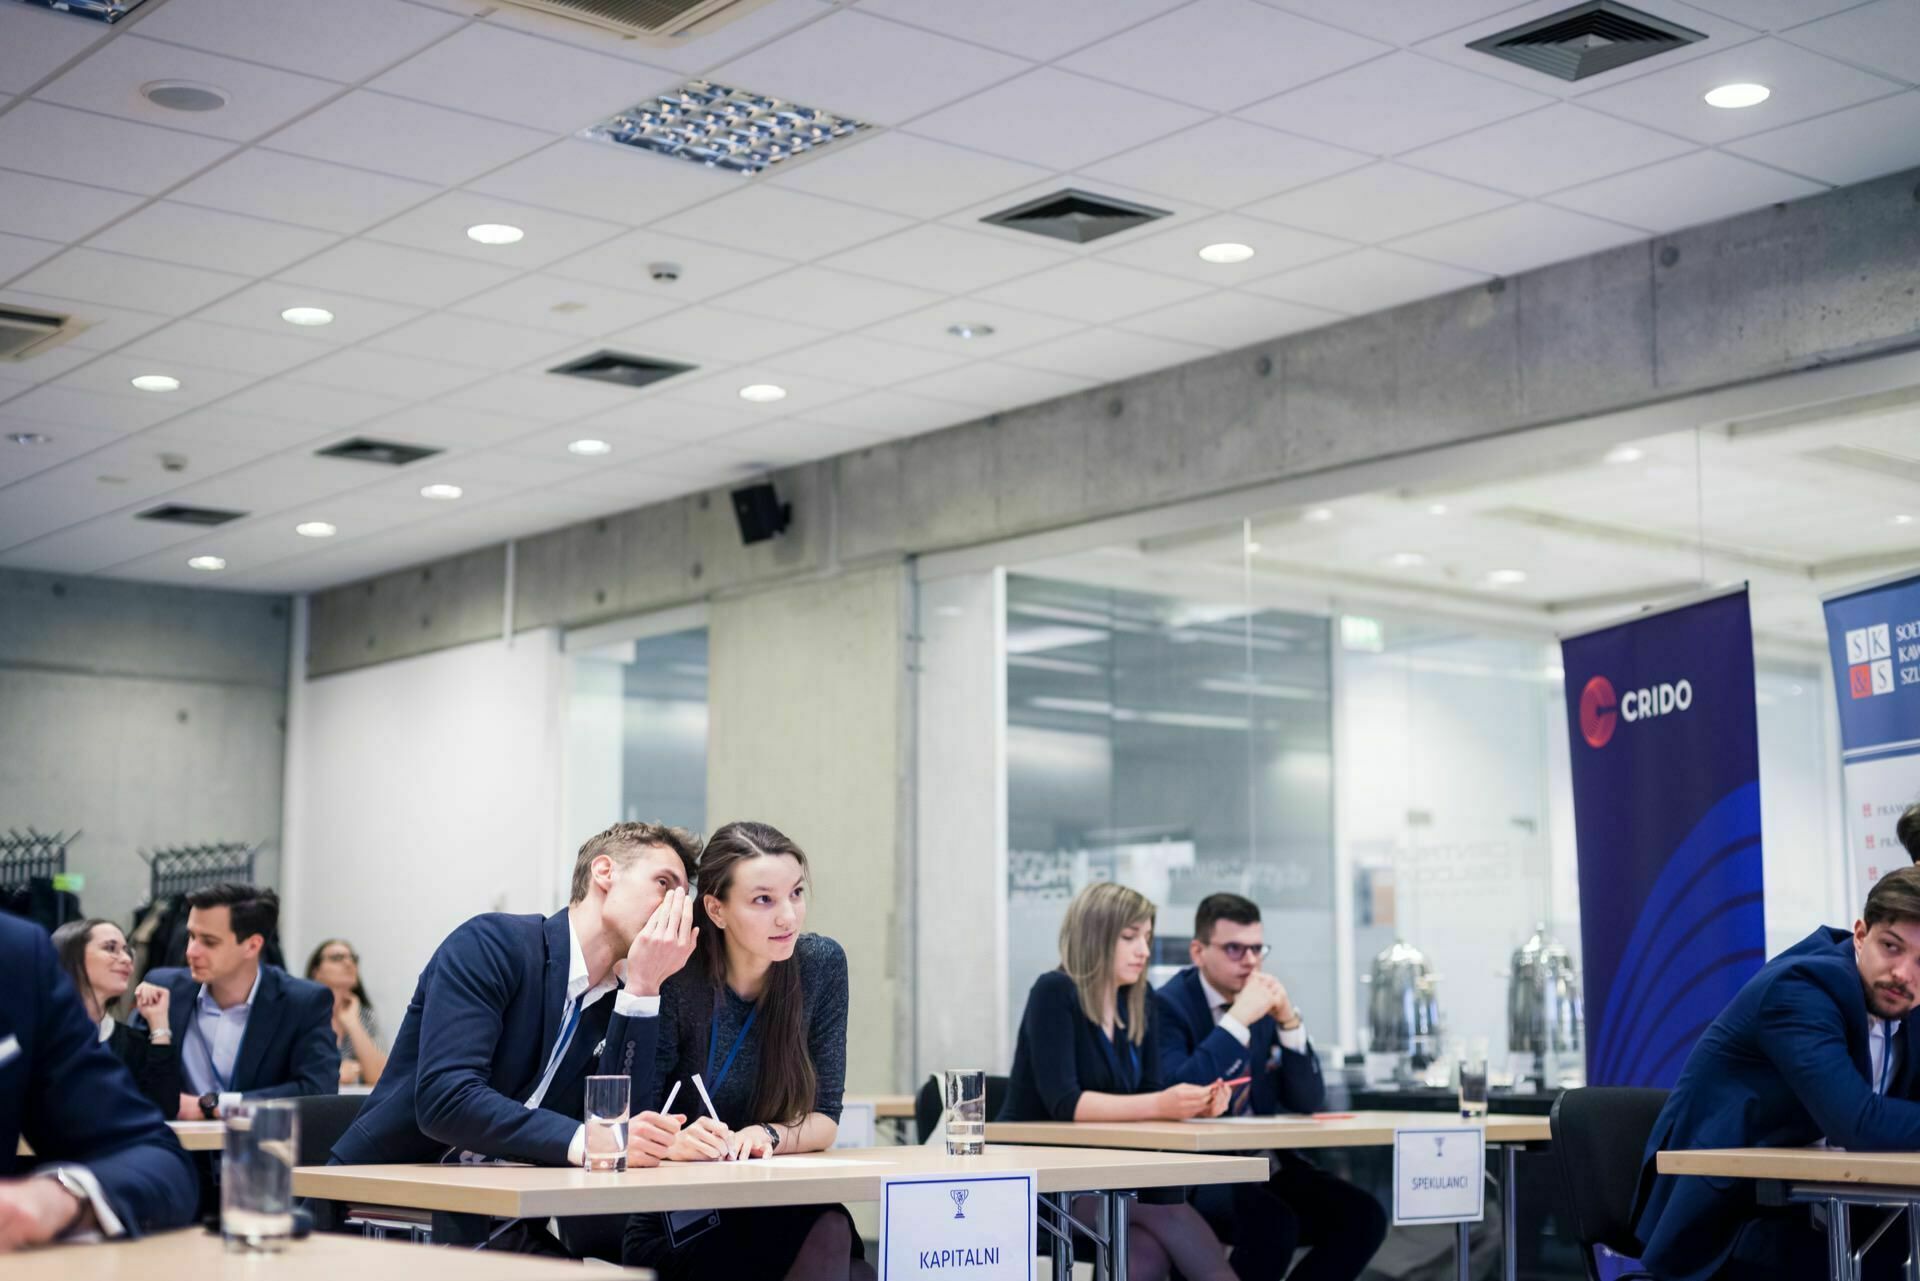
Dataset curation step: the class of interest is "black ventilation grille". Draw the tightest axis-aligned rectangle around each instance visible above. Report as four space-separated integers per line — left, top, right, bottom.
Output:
981 188 1171 245
1469 1 1705 81
139 503 245 527
314 438 442 466
548 349 696 389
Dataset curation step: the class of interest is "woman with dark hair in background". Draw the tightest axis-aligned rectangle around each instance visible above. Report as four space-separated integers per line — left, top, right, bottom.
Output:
51 917 181 1118
621 820 868 1281
305 937 386 1087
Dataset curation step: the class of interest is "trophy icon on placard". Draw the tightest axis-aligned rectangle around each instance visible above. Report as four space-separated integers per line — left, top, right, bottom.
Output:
951 1189 970 1220
1434 1137 1446 1157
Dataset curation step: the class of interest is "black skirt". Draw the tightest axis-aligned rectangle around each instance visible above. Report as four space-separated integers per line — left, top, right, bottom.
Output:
622 1202 864 1281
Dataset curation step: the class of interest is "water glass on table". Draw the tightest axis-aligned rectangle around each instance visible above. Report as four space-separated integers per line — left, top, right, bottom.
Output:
221 1100 298 1252
584 1075 630 1173
944 1068 986 1156
1457 1052 1489 1119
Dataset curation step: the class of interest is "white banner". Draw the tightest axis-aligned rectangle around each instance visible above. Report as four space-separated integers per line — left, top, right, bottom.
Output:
879 1169 1036 1281
1392 1125 1485 1227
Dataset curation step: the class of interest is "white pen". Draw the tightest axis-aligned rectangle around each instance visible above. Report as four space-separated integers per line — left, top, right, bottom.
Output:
691 1072 727 1159
661 1080 682 1115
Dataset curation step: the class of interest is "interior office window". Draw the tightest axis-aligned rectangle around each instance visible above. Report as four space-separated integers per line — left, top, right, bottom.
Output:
1003 574 1334 1051
566 627 708 849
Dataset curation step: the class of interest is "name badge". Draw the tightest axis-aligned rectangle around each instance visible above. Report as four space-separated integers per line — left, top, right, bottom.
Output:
1392 1125 1485 1226
880 1169 1035 1281
834 1101 877 1149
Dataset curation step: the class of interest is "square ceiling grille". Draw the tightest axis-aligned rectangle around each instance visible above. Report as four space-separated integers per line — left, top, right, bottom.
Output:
981 189 1171 245
1468 1 1706 81
138 503 245 527
549 350 695 389
315 438 442 466
583 79 869 176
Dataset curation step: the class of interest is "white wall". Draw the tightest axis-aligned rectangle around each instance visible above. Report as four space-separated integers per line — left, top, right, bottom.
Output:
283 629 566 1022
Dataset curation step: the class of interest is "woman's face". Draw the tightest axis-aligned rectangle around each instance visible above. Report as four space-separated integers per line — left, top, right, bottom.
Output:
708 853 807 965
1113 918 1152 988
312 940 359 991
86 924 134 1003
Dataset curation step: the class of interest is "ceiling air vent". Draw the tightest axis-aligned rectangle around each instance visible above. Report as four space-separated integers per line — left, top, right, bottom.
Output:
491 0 778 42
549 350 696 389
981 189 1171 245
0 304 90 362
138 504 246 527
314 438 442 466
1468 1 1705 81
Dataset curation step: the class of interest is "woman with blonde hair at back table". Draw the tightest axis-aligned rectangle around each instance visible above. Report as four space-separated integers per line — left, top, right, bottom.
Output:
998 881 1244 1281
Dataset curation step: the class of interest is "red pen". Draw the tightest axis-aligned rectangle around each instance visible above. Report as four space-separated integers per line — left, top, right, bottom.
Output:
1222 1075 1253 1088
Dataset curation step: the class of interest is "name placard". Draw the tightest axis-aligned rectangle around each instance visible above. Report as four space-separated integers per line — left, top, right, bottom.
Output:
835 1100 878 1149
1392 1125 1485 1226
880 1169 1036 1281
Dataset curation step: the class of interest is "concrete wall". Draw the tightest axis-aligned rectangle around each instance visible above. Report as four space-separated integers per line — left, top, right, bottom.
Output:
304 168 1920 674
705 564 911 1091
0 568 289 930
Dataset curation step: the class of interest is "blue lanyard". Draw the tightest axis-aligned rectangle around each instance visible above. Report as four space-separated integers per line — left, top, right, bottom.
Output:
1099 1023 1139 1091
707 996 760 1097
537 998 585 1087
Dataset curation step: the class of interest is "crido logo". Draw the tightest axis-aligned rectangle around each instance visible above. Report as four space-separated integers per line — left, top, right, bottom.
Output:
1580 676 1618 749
1580 673 1695 749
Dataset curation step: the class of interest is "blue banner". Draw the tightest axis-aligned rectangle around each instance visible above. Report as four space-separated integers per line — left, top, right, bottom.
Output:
1823 572 1920 900
1561 588 1764 1087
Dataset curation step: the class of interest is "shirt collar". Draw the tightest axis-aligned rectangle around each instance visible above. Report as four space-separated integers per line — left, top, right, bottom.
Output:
197 965 263 1014
1198 971 1232 1015
97 1013 115 1043
565 914 622 1010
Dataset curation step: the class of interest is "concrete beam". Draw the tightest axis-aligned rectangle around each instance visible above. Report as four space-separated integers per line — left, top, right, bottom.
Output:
307 167 1920 675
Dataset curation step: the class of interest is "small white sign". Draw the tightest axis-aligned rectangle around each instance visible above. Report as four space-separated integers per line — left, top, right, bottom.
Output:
835 1100 878 1149
880 1169 1036 1281
1392 1125 1485 1227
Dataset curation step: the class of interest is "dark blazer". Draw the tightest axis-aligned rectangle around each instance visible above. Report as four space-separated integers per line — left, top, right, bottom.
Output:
105 1020 183 1121
330 909 659 1169
1633 926 1920 1281
1154 966 1325 1115
140 964 338 1100
1 914 198 1236
999 969 1163 1122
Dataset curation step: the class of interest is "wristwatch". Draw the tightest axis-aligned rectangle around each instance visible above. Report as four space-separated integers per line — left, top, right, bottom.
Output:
198 1092 220 1119
759 1124 782 1152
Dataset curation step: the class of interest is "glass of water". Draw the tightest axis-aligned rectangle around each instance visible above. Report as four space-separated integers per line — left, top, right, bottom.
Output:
584 1075 630 1173
221 1100 298 1252
944 1068 986 1156
1457 1052 1490 1120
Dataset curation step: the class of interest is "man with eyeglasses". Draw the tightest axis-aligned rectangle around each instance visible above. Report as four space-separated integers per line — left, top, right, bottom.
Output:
1156 893 1386 1281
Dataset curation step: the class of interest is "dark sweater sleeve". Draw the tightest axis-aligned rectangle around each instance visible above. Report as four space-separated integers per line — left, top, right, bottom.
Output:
804 935 849 1123
1023 972 1090 1122
114 1024 183 1120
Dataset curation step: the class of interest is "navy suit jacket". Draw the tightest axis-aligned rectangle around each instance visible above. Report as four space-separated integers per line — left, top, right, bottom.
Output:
1633 926 1920 1281
330 909 659 1169
1154 966 1325 1115
140 963 338 1100
1 913 199 1236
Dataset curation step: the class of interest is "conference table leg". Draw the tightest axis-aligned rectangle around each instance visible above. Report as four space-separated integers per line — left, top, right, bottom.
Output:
1456 1221 1471 1281
1828 1197 1854 1281
1906 1203 1920 1281
1040 1194 1074 1281
1104 1191 1131 1281
1502 1144 1520 1281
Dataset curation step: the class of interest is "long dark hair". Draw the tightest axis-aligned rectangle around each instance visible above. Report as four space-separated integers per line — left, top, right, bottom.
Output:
304 937 373 1012
51 917 117 1019
693 821 816 1126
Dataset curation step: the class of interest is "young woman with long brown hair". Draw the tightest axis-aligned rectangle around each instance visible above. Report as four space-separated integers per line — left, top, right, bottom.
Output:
621 820 868 1281
51 918 180 1119
999 881 1240 1281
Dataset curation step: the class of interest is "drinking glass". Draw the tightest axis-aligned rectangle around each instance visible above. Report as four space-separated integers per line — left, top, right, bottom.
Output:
944 1068 986 1156
221 1101 297 1252
584 1075 630 1173
1457 1053 1490 1119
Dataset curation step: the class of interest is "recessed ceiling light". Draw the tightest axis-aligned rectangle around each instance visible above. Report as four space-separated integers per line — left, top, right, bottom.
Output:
131 374 180 392
1387 551 1427 567
141 80 229 113
281 306 334 327
1303 507 1334 523
1486 568 1528 586
420 484 463 501
1704 83 1770 109
568 438 613 456
7 432 51 445
295 521 337 538
1197 242 1255 265
739 383 788 403
1426 503 1449 516
1604 445 1644 464
1895 514 1915 526
466 223 525 246
948 323 995 340
585 78 871 177
186 555 226 572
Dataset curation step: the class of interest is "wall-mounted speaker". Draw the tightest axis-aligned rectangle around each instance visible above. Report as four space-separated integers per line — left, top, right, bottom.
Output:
730 482 790 545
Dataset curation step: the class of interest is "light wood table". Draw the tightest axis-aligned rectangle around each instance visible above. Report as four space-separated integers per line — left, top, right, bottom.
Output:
848 1092 916 1120
7 1228 647 1279
988 1112 1552 1281
18 1120 224 1158
1656 1147 1920 1281
299 1144 1265 1281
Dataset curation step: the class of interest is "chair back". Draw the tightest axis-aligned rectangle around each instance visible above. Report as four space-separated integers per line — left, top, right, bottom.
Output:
913 1074 1012 1144
293 1092 366 1167
1549 1086 1669 1281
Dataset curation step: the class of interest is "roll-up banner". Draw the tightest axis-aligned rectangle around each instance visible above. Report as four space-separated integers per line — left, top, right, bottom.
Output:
1561 586 1765 1088
1823 571 1920 899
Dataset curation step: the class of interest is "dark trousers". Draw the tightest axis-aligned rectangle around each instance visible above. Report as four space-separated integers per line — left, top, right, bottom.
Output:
1193 1155 1388 1281
1708 1205 1906 1281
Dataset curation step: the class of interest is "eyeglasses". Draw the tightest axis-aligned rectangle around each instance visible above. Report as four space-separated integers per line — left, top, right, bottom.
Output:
1210 942 1272 962
321 950 358 964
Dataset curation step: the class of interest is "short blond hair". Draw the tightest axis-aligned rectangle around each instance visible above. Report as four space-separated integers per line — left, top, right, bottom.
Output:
570 821 701 904
1059 882 1156 1045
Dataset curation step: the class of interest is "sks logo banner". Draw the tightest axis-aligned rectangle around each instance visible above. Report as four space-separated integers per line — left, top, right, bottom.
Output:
1562 588 1764 1087
1824 574 1920 900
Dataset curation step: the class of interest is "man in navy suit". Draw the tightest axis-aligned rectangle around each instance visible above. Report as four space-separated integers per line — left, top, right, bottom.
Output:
138 883 337 1118
1 912 198 1250
329 822 701 1252
1157 893 1385 1281
1634 865 1920 1281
